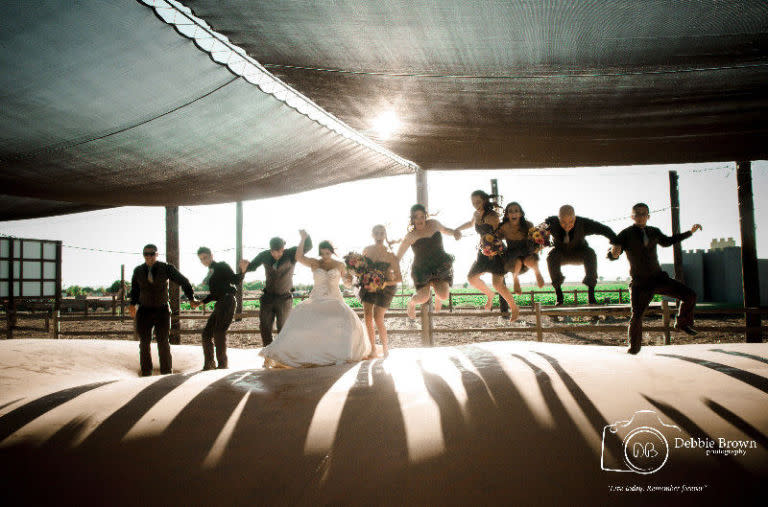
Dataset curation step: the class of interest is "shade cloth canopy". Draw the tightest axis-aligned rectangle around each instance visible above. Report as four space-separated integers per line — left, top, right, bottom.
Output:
184 0 768 169
0 1 414 220
2 0 768 220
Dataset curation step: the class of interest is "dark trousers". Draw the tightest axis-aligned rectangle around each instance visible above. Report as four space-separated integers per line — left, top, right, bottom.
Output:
259 294 292 346
547 247 598 302
629 273 696 349
202 295 236 368
136 306 171 375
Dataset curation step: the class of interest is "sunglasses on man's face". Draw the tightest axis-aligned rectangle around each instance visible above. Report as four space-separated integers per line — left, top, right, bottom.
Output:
143 252 157 257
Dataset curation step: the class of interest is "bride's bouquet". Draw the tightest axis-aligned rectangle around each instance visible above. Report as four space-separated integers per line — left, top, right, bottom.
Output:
344 252 367 275
360 270 387 292
528 222 552 248
344 252 387 292
479 231 505 257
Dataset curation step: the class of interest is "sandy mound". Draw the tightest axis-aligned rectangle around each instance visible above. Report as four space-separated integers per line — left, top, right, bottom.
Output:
0 339 766 505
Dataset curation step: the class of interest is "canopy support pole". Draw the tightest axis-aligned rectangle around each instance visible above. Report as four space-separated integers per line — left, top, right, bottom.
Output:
669 171 684 282
165 206 181 345
235 201 243 321
736 161 762 343
416 169 428 208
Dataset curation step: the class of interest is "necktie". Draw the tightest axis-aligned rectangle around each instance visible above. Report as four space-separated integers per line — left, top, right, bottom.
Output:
148 266 154 283
564 230 570 244
642 228 649 247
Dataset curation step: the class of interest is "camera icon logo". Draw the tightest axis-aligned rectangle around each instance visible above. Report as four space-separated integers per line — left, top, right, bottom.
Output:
601 410 681 474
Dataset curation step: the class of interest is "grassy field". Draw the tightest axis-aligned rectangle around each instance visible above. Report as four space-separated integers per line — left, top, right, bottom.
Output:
183 283 664 311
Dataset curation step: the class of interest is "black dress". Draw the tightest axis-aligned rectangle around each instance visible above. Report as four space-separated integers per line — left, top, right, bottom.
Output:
411 231 454 289
503 221 538 274
359 258 397 309
469 220 505 276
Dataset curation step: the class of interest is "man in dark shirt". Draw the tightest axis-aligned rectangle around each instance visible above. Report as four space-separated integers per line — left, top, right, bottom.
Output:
129 244 196 376
545 205 617 305
239 235 312 346
610 203 702 354
192 247 244 370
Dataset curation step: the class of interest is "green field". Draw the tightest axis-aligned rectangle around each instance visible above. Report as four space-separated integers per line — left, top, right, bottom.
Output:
182 283 667 311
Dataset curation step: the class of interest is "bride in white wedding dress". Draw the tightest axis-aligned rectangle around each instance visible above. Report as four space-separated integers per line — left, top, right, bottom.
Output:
259 230 370 368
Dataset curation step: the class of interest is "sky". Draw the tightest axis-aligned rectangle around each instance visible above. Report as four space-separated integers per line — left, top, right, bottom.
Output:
1 161 765 290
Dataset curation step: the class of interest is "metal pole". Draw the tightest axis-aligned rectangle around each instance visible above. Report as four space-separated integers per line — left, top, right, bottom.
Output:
235 201 243 321
669 171 684 282
736 161 762 343
166 206 181 344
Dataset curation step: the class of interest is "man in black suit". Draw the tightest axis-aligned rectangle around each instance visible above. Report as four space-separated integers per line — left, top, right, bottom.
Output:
610 203 701 354
193 247 243 370
129 244 196 376
545 205 617 305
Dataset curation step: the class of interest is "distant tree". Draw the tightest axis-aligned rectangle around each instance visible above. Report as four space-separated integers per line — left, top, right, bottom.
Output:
65 285 83 297
107 280 124 293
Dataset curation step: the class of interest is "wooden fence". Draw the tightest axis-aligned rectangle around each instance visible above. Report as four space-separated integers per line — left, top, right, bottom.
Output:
3 299 766 346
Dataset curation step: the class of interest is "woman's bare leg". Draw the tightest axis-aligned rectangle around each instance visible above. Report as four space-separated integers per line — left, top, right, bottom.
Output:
525 256 545 288
468 273 495 310
408 285 432 318
512 259 523 295
374 306 389 357
363 302 377 358
433 281 450 310
493 274 519 321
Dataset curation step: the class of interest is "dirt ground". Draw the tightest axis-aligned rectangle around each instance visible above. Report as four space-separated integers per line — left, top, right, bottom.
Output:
2 308 759 350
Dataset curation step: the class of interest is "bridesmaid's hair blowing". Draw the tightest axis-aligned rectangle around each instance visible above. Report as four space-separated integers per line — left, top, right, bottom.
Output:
471 190 501 216
408 204 428 232
501 201 529 235
372 224 401 251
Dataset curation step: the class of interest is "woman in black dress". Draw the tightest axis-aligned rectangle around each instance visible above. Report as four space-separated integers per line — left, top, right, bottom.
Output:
357 225 402 358
396 204 461 319
498 202 545 294
456 190 519 319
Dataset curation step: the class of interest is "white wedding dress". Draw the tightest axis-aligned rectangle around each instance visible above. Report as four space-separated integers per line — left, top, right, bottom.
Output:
259 268 370 367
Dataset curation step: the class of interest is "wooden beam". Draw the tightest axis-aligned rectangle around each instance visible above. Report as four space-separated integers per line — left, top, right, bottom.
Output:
6 237 15 339
165 206 181 344
420 303 433 346
416 168 428 208
235 201 243 321
668 170 684 282
736 161 762 343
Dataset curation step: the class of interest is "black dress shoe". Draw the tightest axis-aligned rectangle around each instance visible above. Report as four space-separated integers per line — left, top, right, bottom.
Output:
627 345 642 355
202 363 216 371
216 363 228 370
675 324 698 336
140 371 152 377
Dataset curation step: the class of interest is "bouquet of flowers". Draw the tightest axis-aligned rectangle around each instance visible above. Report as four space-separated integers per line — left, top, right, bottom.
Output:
344 252 367 276
360 269 387 291
528 223 552 248
344 252 387 291
480 232 505 257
